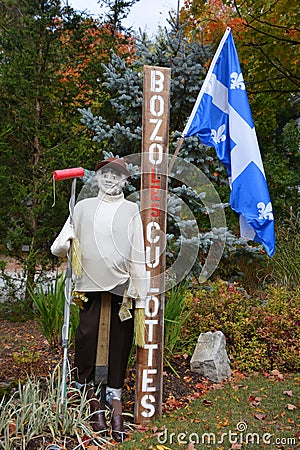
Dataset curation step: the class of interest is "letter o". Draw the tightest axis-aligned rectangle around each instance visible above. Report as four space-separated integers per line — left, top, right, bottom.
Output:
149 143 163 165
149 95 164 117
145 295 160 317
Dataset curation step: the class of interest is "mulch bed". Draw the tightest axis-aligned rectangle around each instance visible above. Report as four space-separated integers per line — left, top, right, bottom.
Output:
0 320 212 403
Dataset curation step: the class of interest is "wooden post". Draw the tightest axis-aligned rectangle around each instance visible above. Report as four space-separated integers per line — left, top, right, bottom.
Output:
135 65 171 423
94 292 111 385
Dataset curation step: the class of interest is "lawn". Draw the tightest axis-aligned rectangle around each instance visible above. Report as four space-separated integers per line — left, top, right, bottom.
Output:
121 371 300 450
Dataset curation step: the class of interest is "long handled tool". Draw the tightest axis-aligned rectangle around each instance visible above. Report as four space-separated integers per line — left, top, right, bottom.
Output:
52 167 84 406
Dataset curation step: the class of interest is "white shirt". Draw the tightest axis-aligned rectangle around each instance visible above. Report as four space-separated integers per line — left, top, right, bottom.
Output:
51 191 148 305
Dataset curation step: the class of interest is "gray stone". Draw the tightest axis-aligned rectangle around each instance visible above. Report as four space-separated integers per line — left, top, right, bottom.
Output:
190 331 231 383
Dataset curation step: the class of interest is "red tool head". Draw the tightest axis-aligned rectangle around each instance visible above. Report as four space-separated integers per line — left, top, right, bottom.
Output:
52 167 85 181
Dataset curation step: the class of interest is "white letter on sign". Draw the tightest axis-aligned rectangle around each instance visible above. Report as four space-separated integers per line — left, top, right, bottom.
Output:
145 296 160 317
142 368 157 392
146 221 160 244
149 95 164 117
141 395 156 418
149 143 163 165
146 246 160 268
151 70 164 92
149 118 163 141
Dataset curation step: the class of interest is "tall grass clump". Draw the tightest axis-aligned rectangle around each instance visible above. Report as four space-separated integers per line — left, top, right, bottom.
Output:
265 213 300 288
28 273 79 348
0 368 109 449
164 281 192 369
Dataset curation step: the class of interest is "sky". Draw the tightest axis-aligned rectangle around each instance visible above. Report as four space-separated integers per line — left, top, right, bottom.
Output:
64 0 184 35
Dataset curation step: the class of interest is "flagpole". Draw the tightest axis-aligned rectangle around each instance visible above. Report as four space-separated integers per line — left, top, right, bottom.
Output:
168 137 184 172
169 27 231 173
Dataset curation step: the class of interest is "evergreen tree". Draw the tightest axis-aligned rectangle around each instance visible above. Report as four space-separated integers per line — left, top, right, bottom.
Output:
0 0 99 300
0 0 151 301
99 0 141 35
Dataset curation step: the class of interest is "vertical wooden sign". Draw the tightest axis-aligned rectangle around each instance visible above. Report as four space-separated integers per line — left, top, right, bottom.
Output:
135 66 171 423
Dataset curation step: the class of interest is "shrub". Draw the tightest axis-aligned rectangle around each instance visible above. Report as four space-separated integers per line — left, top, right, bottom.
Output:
181 280 300 373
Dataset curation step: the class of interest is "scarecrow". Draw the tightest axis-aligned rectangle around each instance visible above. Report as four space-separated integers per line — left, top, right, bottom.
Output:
51 158 148 442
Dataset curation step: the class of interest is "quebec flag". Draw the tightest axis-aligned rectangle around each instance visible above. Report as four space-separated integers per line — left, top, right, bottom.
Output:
183 27 275 257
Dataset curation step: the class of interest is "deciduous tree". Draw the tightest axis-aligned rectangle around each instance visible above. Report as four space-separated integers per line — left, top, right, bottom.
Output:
179 0 300 136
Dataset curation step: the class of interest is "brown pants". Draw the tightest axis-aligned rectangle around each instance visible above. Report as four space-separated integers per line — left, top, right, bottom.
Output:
74 290 134 388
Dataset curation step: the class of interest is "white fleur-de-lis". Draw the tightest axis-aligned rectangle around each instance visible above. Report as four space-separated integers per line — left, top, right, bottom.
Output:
211 124 226 144
230 72 245 90
257 202 274 220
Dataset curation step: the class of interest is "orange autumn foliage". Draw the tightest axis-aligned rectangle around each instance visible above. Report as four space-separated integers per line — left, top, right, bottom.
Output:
56 19 135 107
180 0 246 46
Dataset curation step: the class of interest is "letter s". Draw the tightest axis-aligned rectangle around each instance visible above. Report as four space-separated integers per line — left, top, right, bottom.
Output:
141 395 156 418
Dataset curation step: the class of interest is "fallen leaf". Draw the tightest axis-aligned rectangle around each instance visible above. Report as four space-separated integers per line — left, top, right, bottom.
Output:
286 403 297 410
186 444 196 450
254 413 267 421
8 420 16 437
217 418 230 428
231 444 242 449
136 424 150 432
283 390 293 397
212 383 224 390
203 399 212 406
187 392 202 401
183 375 193 382
287 418 295 424
270 369 284 381
81 434 91 447
248 395 262 406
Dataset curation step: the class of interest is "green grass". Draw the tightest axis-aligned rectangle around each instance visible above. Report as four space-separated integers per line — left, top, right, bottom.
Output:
121 373 300 449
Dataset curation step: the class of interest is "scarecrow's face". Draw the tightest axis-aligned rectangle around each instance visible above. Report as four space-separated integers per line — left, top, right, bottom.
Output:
96 167 127 196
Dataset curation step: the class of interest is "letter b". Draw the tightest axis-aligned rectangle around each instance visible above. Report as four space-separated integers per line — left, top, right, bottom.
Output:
151 70 164 92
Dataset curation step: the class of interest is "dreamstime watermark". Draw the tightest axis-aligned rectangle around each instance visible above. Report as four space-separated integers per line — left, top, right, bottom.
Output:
157 422 298 447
